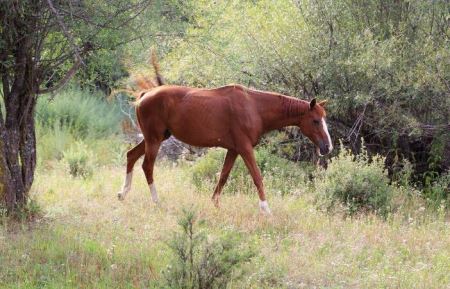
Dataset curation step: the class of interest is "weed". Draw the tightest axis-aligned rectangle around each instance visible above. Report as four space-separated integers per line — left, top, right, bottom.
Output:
63 141 95 179
315 142 395 218
162 208 255 289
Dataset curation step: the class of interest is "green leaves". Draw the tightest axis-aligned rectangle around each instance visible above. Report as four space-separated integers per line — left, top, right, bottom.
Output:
315 142 395 218
155 0 448 176
163 208 255 289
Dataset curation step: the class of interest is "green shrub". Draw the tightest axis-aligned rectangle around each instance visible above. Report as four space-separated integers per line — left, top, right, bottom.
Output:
423 171 450 209
36 87 126 166
87 136 129 166
315 144 395 217
36 86 122 139
191 145 311 196
63 141 95 179
191 149 224 191
162 0 449 176
422 134 449 208
162 208 255 289
36 122 76 164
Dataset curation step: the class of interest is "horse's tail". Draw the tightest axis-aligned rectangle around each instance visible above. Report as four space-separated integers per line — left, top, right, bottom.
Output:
109 49 164 102
151 49 165 86
131 50 164 100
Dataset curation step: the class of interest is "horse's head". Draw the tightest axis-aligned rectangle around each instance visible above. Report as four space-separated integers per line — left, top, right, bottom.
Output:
298 99 333 156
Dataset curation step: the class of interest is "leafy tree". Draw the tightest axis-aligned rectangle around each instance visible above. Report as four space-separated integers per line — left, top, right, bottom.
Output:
163 0 449 176
0 0 152 212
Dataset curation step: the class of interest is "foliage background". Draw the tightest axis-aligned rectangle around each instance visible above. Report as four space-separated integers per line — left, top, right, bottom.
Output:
1 1 449 288
58 0 448 204
134 0 449 178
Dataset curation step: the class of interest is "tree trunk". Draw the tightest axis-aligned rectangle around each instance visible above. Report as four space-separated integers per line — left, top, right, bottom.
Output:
0 0 149 213
0 29 37 212
0 137 13 209
0 91 37 212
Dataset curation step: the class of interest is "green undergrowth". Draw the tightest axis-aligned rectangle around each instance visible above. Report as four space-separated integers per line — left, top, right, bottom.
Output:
36 87 122 139
315 144 395 218
192 146 314 197
161 208 255 289
36 86 128 173
1 162 449 289
0 225 160 289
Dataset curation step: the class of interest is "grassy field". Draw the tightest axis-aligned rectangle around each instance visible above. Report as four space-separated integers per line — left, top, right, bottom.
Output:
1 158 449 289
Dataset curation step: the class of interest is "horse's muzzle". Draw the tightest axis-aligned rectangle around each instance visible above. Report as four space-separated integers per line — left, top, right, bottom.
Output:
318 141 332 156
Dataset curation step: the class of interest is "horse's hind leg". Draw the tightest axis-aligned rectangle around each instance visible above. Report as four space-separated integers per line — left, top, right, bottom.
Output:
142 141 161 203
211 149 237 208
118 140 145 200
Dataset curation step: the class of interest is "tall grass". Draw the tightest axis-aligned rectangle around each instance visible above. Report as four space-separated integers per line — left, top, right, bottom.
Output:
2 162 449 289
192 146 314 197
36 86 122 139
36 86 127 168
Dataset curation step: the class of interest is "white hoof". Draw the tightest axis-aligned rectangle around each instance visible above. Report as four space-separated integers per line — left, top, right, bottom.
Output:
118 192 125 201
118 172 132 201
259 200 272 214
150 183 159 204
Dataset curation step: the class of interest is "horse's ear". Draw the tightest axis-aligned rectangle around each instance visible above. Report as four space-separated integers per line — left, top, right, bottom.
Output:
309 98 317 110
318 100 328 107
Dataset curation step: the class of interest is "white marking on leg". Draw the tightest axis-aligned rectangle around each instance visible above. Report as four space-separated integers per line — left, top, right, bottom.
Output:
322 118 333 151
118 172 133 200
259 200 271 214
150 183 159 204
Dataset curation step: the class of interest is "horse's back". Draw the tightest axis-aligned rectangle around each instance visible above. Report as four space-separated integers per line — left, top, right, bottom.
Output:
136 84 260 148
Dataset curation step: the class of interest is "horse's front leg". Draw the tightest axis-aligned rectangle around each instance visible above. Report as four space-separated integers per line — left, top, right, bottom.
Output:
142 141 162 204
211 149 238 208
239 147 271 214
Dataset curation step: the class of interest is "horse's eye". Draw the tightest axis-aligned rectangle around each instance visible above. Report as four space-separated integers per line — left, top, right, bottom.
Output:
313 120 320 125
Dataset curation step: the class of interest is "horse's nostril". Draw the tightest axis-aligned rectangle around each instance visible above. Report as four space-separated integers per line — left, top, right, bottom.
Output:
319 143 332 155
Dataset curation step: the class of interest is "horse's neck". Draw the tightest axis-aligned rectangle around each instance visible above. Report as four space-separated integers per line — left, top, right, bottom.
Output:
250 90 309 132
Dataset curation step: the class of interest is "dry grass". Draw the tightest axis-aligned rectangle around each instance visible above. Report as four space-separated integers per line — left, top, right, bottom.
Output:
1 160 449 288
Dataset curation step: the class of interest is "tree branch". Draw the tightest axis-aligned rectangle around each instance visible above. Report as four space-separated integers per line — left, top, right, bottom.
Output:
38 38 92 95
46 0 83 64
37 58 81 94
0 101 4 128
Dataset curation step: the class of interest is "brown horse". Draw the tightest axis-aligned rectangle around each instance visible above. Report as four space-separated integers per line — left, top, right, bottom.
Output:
118 62 333 214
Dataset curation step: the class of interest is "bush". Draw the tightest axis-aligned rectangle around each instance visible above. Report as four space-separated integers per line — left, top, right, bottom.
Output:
191 145 312 196
162 0 449 175
36 122 76 164
36 87 126 166
63 141 95 179
422 134 450 208
36 86 122 139
162 208 255 289
423 171 450 209
315 143 395 217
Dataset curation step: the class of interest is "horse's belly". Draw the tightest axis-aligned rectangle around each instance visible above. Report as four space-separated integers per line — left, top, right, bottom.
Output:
168 113 233 148
171 124 232 148
166 96 235 148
